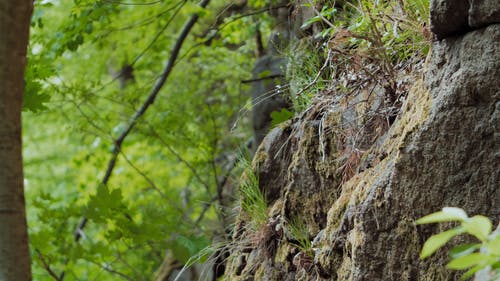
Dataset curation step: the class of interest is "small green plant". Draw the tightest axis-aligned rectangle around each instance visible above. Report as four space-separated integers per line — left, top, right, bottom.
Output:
301 4 338 38
270 108 294 127
286 41 327 112
288 0 431 119
416 207 500 280
238 155 268 228
287 217 313 256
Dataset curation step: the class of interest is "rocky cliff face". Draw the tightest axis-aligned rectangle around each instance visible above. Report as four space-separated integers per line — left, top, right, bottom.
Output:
223 1 499 280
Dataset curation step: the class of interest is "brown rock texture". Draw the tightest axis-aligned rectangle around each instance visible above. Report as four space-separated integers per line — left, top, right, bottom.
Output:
223 1 499 280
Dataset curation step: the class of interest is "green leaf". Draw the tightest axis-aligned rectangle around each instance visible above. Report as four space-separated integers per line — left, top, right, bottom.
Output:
23 56 53 112
184 2 209 17
486 233 500 255
171 235 210 263
271 108 294 127
257 70 272 78
420 228 462 259
301 16 322 29
447 253 489 269
83 184 126 223
492 261 500 269
462 215 492 241
459 264 484 281
68 244 84 260
450 243 481 259
416 207 468 224
23 83 50 112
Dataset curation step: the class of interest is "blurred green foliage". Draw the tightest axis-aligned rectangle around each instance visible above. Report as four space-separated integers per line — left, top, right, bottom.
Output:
417 208 499 280
24 0 261 279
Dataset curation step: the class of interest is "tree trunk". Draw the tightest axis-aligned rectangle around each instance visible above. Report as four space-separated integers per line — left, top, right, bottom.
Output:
0 1 33 280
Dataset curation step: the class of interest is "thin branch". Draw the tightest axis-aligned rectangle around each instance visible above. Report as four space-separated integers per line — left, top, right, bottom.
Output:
217 5 288 29
241 74 284 84
35 249 62 281
119 151 197 226
172 4 287 67
72 101 113 140
88 259 135 281
118 151 189 217
104 0 161 5
115 251 146 281
131 0 187 65
194 4 287 45
194 196 218 226
216 155 238 195
205 104 221 201
146 124 212 193
98 2 183 37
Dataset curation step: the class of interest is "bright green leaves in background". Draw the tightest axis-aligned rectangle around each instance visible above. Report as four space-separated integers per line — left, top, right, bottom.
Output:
171 235 210 264
24 58 52 112
24 0 260 280
270 108 293 127
83 184 126 224
417 207 500 280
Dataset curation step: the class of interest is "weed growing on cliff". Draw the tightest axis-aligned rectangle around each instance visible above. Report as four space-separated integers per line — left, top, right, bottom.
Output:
294 0 431 100
282 0 431 183
286 217 313 257
417 207 500 281
324 0 431 99
238 156 268 229
287 39 328 113
351 0 430 61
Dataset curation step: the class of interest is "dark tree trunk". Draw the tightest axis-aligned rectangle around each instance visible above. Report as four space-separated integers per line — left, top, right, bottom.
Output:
0 1 34 280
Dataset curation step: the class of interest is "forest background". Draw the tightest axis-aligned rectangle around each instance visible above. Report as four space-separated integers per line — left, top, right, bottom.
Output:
25 0 278 280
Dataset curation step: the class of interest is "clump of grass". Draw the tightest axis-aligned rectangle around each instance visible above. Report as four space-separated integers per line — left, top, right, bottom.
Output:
286 39 329 113
290 0 431 101
237 155 268 229
286 217 313 256
349 0 431 62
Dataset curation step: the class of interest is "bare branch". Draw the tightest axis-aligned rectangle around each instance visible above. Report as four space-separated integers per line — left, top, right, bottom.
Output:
241 74 285 84
35 249 62 281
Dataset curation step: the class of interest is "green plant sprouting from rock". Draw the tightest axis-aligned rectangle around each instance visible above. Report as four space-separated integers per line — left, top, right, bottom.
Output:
287 0 430 112
238 156 268 229
286 217 313 256
417 207 500 281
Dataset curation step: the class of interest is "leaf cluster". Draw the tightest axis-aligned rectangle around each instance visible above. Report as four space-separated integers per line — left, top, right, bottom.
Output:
417 207 500 280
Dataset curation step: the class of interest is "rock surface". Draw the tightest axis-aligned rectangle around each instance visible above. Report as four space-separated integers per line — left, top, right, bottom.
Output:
430 0 500 39
469 0 500 28
224 1 499 280
430 0 469 39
